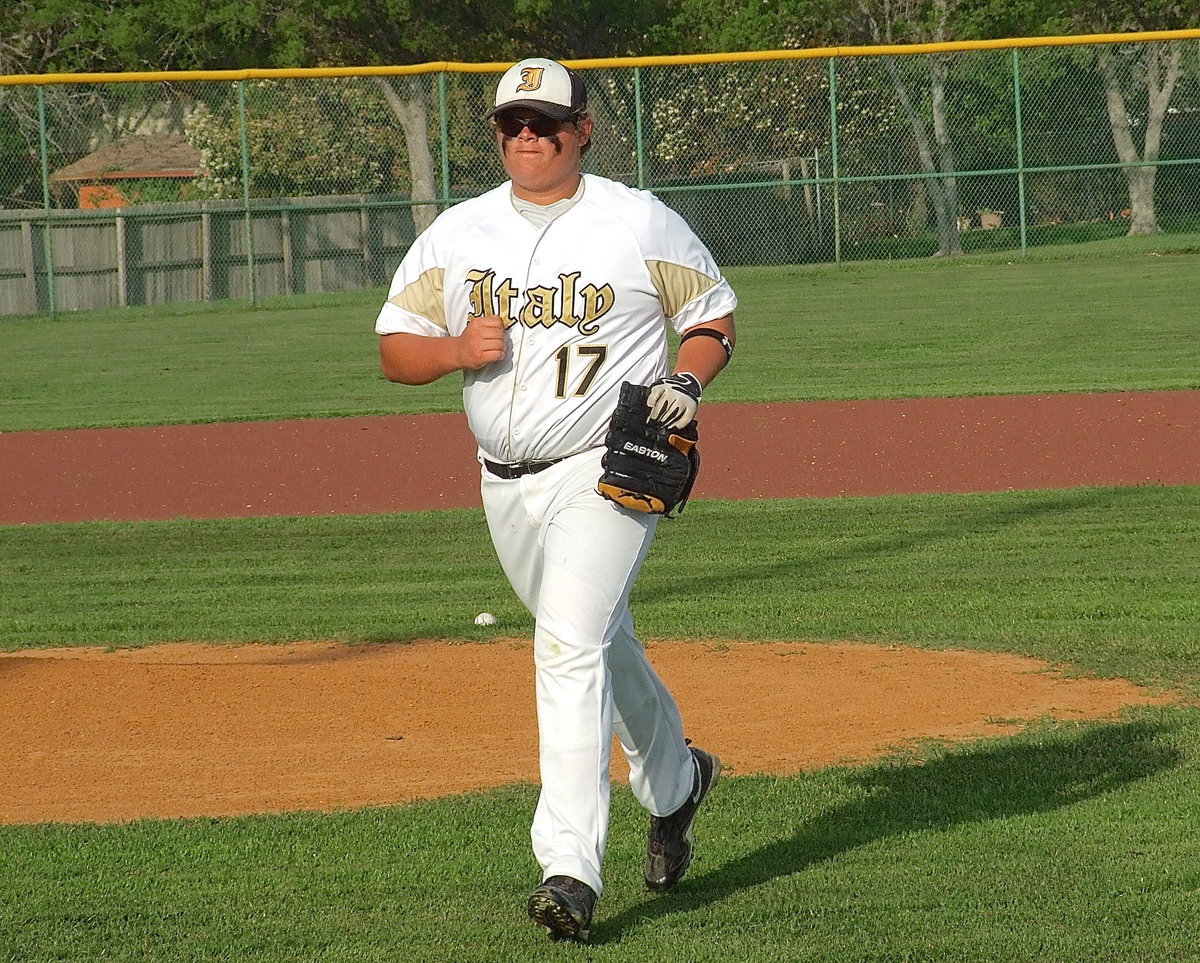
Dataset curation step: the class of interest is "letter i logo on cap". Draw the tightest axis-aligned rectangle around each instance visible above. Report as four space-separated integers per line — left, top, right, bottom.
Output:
517 67 545 92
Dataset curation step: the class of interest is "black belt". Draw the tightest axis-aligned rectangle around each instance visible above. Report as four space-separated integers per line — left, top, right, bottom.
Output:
483 457 566 479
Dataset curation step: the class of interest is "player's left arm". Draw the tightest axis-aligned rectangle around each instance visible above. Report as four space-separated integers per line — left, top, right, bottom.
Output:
641 199 738 426
675 315 735 388
646 315 735 427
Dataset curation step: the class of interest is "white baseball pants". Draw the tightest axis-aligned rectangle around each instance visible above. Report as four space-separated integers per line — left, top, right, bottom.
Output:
481 446 696 896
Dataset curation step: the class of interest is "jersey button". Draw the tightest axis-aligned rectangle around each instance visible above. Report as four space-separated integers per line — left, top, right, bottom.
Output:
520 384 528 391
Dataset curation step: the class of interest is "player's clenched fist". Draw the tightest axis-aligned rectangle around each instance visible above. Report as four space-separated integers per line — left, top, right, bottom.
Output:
457 315 507 370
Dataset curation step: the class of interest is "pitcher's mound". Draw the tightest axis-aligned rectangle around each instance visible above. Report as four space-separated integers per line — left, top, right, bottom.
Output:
0 639 1174 825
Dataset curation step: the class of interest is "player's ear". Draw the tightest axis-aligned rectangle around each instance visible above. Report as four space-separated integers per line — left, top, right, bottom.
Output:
576 114 593 150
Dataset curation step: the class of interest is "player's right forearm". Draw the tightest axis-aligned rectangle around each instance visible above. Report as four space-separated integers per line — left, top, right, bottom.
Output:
380 316 506 384
378 332 467 385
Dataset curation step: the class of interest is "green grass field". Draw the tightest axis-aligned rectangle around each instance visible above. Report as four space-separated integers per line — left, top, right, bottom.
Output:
2 238 1200 961
2 235 1198 431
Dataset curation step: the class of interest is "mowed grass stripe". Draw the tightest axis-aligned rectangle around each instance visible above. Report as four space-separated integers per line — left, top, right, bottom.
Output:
2 237 1198 431
2 713 1197 962
3 486 1198 693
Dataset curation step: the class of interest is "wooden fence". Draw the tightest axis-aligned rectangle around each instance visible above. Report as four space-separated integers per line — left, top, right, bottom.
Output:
0 195 418 316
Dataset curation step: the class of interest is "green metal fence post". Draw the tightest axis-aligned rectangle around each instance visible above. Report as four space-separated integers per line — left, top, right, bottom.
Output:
827 57 842 266
438 72 451 207
633 67 646 190
36 86 56 314
237 80 257 307
1012 48 1028 257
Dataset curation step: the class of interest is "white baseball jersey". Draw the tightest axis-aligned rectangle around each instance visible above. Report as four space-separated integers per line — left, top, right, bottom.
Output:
375 173 737 464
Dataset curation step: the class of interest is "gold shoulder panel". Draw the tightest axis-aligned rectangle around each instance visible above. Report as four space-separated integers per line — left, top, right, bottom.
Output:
645 260 719 319
388 267 447 330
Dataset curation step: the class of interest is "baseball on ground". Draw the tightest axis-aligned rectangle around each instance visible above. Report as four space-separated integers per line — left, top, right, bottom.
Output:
474 612 498 626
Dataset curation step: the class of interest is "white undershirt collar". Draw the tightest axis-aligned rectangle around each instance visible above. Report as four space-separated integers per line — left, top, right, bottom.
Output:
510 177 586 228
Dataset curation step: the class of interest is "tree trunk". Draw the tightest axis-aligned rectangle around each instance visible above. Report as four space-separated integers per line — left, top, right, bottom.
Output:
1097 42 1183 238
905 178 929 235
375 76 439 235
882 55 962 256
928 53 963 256
1126 166 1160 235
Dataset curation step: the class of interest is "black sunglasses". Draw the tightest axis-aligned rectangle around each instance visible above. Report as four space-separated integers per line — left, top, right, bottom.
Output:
491 111 576 138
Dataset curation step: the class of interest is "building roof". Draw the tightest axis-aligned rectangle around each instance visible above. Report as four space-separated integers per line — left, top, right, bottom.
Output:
50 134 202 183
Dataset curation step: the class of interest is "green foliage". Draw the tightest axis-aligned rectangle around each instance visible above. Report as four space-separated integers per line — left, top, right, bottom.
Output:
2 0 302 73
441 75 502 187
299 0 507 65
0 108 34 205
960 0 1072 38
507 0 676 57
99 177 196 204
647 0 834 53
1060 0 1194 33
185 79 412 199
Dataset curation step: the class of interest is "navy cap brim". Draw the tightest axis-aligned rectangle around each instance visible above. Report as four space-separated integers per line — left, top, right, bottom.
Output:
487 99 579 122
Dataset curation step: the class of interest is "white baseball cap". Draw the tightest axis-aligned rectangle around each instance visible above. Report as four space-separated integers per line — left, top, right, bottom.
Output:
489 57 588 121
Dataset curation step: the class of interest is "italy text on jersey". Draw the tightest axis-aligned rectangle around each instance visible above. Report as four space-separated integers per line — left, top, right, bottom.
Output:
466 269 614 335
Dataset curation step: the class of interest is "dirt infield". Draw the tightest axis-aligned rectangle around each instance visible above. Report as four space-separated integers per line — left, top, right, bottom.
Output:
3 391 1199 524
0 640 1174 826
2 391 1196 825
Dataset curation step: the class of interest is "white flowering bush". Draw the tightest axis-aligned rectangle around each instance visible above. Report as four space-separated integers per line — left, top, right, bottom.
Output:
185 78 410 199
620 47 900 180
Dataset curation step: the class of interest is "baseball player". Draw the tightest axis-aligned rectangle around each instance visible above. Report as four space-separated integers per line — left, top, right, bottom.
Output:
375 57 737 943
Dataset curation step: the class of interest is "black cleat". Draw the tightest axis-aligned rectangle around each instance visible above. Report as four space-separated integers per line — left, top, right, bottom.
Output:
528 875 597 943
644 746 722 892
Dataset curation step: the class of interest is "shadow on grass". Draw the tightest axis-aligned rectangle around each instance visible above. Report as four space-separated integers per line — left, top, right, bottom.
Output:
598 719 1181 943
641 488 1119 607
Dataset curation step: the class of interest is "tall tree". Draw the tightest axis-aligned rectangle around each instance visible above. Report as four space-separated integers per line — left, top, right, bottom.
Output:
1067 1 1188 236
0 1 156 204
654 0 974 254
4 1 678 215
292 1 506 231
842 0 969 255
0 1 316 206
1096 40 1183 236
4 1 509 221
967 0 1191 236
304 0 674 228
647 0 833 54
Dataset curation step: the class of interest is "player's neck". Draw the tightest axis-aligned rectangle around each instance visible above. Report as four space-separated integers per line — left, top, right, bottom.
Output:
511 172 584 206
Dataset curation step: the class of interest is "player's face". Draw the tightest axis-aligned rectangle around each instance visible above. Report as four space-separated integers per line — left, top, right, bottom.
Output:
494 110 592 204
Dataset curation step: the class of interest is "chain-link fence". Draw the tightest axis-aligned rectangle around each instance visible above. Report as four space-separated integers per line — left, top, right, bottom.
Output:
2 32 1199 316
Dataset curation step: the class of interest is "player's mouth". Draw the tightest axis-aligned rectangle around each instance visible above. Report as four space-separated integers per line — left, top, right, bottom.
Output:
505 136 564 156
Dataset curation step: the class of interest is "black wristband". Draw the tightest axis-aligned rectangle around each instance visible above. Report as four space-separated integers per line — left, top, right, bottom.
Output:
679 327 734 363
